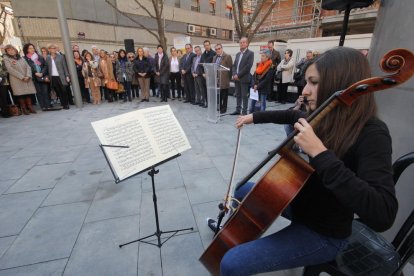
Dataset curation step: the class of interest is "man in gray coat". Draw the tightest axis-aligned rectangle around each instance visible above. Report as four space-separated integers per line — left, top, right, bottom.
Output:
46 44 71 109
231 37 254 115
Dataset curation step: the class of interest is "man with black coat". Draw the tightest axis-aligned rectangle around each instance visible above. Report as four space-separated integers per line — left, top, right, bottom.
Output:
180 43 196 103
230 37 254 115
154 45 170 102
199 40 215 107
268 40 281 102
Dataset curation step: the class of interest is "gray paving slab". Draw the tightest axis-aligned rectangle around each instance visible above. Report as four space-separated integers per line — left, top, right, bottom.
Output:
182 168 227 205
210 154 254 181
42 169 103 206
178 151 215 172
141 161 184 192
161 232 209 276
0 258 68 276
137 243 162 276
201 139 236 157
0 190 50 237
139 186 196 239
67 150 108 173
0 202 89 269
5 163 69 194
64 216 139 276
0 156 41 181
36 146 84 166
191 201 222 249
0 181 14 196
0 147 22 160
85 177 141 223
0 237 15 259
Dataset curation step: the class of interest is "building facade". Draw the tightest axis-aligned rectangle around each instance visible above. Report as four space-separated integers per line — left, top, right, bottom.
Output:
10 0 233 52
253 0 379 42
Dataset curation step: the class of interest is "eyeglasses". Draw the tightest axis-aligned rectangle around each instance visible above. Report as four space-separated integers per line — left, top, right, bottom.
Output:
128 56 134 59
215 48 222 51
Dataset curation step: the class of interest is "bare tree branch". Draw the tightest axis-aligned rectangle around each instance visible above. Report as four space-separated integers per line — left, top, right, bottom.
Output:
231 0 280 42
134 0 156 18
105 0 167 50
245 0 266 31
104 0 160 41
249 1 279 41
231 0 241 38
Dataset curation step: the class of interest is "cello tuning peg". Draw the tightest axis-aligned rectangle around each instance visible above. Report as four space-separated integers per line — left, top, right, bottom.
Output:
355 84 369 92
382 78 397 85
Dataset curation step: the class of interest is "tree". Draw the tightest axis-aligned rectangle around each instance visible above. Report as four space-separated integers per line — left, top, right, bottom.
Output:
0 4 10 45
231 0 280 42
105 0 167 50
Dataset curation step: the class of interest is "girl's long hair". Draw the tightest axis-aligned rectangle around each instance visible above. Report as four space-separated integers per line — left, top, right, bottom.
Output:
308 47 377 158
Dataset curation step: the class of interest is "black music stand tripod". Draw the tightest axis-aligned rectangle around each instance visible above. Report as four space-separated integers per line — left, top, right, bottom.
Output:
118 153 194 248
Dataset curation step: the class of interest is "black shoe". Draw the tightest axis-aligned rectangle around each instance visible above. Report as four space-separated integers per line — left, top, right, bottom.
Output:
220 110 226 114
183 100 190 103
140 99 145 102
230 111 240 115
63 105 70 110
191 102 198 105
207 218 222 233
203 105 208 108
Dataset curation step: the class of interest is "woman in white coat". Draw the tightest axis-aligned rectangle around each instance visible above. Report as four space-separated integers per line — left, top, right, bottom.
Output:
276 49 294 104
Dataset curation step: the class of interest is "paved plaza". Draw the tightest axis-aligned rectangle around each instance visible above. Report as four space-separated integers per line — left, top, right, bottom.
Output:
1 96 413 276
0 96 305 276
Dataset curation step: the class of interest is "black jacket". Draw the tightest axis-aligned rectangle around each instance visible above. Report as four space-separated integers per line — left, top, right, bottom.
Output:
133 57 152 78
179 52 196 75
253 66 275 95
253 110 398 239
23 54 48 82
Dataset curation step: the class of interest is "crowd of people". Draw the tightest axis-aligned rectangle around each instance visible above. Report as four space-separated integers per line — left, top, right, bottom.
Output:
0 38 318 119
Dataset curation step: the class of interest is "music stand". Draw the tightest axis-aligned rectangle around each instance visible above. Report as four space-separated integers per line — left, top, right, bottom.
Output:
99 144 194 248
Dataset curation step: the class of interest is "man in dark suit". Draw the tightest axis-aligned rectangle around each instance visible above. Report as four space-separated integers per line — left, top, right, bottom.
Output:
154 45 170 102
212 44 233 114
268 40 281 102
45 44 71 109
180 43 196 103
191 46 205 107
231 37 254 115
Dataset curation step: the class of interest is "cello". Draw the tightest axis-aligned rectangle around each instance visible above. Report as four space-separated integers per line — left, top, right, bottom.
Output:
199 48 414 275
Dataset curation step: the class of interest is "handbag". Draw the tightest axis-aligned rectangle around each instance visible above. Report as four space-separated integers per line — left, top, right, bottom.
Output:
293 71 301 82
115 83 125 93
6 90 21 116
275 70 282 82
106 80 119 90
7 105 21 116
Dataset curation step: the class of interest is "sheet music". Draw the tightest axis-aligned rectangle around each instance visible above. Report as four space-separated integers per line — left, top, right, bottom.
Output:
92 105 191 181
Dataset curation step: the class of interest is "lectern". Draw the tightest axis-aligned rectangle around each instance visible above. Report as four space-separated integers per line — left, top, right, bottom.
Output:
202 63 230 123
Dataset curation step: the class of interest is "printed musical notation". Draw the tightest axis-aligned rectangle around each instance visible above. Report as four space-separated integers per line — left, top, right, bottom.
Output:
92 105 191 181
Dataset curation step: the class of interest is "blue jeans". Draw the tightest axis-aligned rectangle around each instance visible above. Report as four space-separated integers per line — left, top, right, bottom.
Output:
221 182 348 276
122 81 132 101
249 94 267 113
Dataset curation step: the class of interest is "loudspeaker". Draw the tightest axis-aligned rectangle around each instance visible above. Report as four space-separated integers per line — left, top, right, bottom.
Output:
124 39 135 54
322 0 374 11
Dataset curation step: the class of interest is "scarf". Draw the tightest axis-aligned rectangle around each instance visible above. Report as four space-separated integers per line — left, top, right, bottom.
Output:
255 59 272 75
27 52 41 66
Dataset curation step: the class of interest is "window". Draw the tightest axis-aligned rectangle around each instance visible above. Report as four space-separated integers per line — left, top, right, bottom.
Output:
175 0 180 8
225 7 232 19
191 0 200 12
209 3 216 15
222 30 232 40
201 26 208 37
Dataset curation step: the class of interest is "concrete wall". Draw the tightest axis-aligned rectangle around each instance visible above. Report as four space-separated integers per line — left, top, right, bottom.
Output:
368 0 414 241
11 0 233 49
